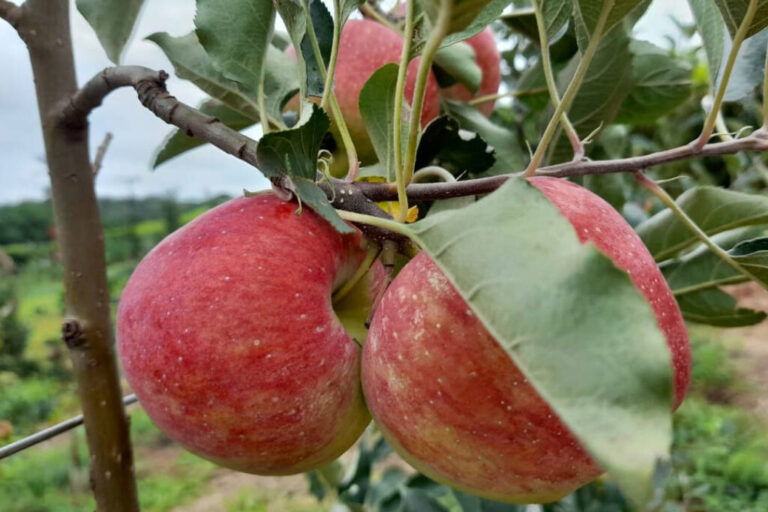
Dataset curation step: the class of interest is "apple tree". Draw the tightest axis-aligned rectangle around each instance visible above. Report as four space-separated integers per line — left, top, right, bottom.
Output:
2 0 768 511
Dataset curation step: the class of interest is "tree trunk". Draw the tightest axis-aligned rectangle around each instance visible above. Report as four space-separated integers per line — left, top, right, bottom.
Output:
18 1 139 510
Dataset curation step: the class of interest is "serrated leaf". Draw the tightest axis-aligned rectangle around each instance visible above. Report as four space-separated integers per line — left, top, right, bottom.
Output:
76 0 145 63
636 186 768 261
256 104 330 180
359 64 401 182
194 0 275 88
713 0 768 39
406 179 673 508
153 99 256 168
443 100 526 175
147 32 262 120
441 0 514 46
677 288 766 327
415 116 495 175
433 42 483 92
615 40 692 124
573 0 645 39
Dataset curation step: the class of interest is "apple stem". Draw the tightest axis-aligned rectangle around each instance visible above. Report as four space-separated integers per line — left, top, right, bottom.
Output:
333 245 382 303
697 0 758 149
393 0 416 222
400 0 453 220
301 0 360 181
531 0 583 160
467 87 548 107
636 173 768 292
523 0 614 177
337 210 415 239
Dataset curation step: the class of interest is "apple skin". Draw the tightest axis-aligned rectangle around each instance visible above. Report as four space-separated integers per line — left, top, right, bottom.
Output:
286 19 441 166
117 195 386 475
361 176 691 502
442 28 501 117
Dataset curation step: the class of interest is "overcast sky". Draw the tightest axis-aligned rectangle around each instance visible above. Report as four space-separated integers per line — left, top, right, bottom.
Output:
0 0 693 205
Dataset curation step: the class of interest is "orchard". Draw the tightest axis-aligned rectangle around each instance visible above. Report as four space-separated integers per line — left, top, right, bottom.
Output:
2 0 768 511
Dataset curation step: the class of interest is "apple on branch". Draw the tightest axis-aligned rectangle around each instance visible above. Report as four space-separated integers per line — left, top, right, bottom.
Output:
286 19 441 172
117 195 386 475
361 177 692 502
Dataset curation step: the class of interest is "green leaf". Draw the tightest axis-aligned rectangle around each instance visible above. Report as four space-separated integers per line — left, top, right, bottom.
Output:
194 0 276 88
292 179 354 234
443 100 526 175
146 32 262 121
661 229 764 295
433 42 483 92
573 0 645 39
713 0 768 39
359 64 401 182
275 0 309 99
415 116 495 175
538 0 573 42
731 236 768 284
149 32 296 122
550 23 633 162
256 104 330 181
76 0 145 63
301 0 334 97
677 288 766 327
500 8 540 42
407 179 673 508
719 27 768 101
153 99 256 168
339 0 364 25
441 0 514 46
614 41 692 125
689 0 726 86
453 490 524 511
636 186 768 261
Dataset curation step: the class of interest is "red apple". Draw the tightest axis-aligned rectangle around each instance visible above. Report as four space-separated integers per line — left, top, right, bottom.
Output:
286 19 441 167
441 28 501 117
361 177 691 502
117 195 386 475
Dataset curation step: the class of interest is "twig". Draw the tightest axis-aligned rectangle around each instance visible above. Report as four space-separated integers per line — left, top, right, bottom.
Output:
354 130 768 201
0 0 23 30
0 395 138 460
92 132 113 176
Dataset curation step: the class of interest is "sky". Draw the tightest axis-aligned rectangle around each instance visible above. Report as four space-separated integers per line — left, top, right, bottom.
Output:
0 0 693 205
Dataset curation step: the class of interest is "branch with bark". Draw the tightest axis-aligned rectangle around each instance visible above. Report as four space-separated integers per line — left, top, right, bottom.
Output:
59 66 768 228
0 0 23 31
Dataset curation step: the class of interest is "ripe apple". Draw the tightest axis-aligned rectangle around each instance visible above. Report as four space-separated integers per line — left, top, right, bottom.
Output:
117 194 386 475
361 176 691 502
285 19 441 168
441 28 501 117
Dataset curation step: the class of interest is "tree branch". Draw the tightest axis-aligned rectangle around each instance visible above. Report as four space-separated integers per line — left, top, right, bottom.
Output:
58 66 260 167
62 66 768 215
22 3 138 510
354 130 768 201
0 0 23 31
